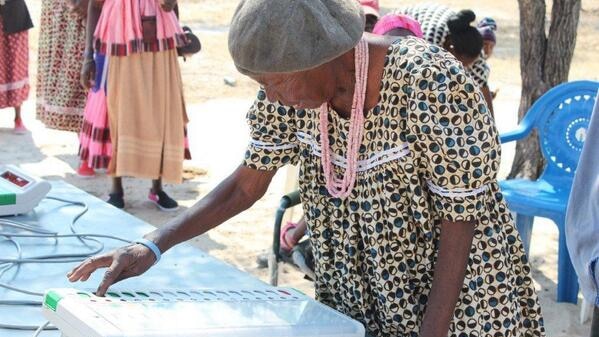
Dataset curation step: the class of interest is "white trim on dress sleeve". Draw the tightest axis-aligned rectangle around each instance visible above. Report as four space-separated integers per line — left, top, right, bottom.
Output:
427 180 489 198
249 139 298 151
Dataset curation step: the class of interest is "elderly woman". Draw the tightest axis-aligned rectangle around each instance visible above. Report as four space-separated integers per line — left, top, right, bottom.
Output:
67 1 545 336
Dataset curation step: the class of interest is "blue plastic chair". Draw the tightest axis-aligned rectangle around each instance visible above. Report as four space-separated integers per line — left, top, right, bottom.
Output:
499 80 599 304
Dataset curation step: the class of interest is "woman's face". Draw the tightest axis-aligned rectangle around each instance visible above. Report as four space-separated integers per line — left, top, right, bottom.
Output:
251 64 335 110
483 40 495 59
365 14 378 33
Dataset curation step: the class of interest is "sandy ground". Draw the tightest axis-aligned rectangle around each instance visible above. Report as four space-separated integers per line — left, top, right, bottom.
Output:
1 0 599 336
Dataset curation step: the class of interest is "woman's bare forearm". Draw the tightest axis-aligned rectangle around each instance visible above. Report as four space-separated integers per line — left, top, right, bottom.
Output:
84 1 101 56
481 85 495 118
144 165 276 253
420 219 475 337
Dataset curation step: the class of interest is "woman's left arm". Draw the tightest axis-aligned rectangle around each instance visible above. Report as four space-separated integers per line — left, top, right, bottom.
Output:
466 58 494 117
419 220 475 337
406 56 501 337
481 84 495 118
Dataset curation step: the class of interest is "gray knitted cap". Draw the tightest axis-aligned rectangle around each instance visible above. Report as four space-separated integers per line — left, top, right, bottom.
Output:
229 0 365 75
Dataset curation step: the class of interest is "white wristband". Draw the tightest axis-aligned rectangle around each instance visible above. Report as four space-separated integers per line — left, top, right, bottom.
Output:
134 239 161 264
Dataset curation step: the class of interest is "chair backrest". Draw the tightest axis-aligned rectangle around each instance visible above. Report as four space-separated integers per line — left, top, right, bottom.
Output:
521 81 599 180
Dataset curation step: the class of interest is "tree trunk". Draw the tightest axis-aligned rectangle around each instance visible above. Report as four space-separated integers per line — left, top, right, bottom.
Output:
509 0 581 179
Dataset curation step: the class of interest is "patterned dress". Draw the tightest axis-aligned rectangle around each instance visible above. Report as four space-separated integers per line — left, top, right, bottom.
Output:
36 0 87 132
395 4 491 89
243 38 545 337
395 4 454 48
0 16 29 109
468 56 491 88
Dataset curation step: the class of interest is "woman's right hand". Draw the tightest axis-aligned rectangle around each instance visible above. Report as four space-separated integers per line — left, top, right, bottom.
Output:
80 59 96 90
68 0 89 17
159 0 177 12
67 243 157 296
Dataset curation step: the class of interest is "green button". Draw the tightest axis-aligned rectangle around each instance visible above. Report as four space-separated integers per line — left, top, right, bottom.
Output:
44 291 64 312
0 186 16 206
77 292 91 298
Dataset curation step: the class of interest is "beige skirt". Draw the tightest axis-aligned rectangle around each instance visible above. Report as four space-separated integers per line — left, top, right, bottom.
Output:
106 49 187 184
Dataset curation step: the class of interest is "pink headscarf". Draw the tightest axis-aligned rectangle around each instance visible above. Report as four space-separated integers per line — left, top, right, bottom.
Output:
372 14 423 38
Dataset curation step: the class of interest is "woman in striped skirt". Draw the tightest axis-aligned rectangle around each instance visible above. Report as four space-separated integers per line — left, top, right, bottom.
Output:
80 0 189 211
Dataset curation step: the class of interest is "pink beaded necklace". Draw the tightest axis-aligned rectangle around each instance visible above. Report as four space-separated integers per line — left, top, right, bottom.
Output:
319 39 369 199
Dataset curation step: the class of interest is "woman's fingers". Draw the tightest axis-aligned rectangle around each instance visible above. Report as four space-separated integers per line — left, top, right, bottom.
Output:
160 0 176 11
67 245 155 296
69 0 83 15
78 0 89 17
79 73 86 89
80 68 95 89
67 254 110 281
88 67 96 89
67 0 78 9
68 0 85 16
66 255 97 280
96 259 126 296
80 59 95 89
80 72 91 89
67 254 112 282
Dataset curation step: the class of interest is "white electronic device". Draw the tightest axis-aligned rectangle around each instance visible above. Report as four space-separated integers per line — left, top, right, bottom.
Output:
0 165 51 216
42 288 365 337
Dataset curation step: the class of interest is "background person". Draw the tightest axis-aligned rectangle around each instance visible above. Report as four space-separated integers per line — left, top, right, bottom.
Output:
0 0 33 133
80 0 190 210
